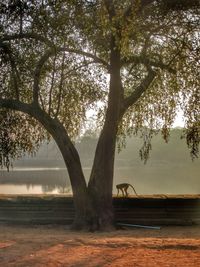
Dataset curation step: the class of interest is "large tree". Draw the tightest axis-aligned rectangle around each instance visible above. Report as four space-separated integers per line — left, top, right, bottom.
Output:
0 0 199 230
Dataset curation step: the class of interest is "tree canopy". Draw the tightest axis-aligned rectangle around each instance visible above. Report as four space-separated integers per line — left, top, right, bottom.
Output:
0 0 199 167
0 0 200 230
0 0 199 168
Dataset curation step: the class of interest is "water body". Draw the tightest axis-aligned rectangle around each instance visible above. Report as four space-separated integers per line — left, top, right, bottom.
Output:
1 130 199 195
0 167 70 195
0 184 59 194
0 165 200 195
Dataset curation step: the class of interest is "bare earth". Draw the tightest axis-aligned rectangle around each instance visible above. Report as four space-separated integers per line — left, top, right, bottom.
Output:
0 224 200 267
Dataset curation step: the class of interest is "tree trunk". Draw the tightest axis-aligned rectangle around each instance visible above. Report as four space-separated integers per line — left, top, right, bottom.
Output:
87 43 122 230
35 101 120 231
0 100 116 231
26 104 94 230
54 130 97 230
39 118 94 229
87 129 117 230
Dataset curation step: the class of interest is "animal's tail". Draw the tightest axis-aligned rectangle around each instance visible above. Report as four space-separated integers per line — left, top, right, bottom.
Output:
128 184 137 195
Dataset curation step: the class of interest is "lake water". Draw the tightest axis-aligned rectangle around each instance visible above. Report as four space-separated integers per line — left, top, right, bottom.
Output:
0 167 71 195
0 165 200 195
0 184 60 194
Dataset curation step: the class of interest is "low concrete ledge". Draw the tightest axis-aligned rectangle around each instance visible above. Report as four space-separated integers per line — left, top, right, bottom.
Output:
0 195 200 225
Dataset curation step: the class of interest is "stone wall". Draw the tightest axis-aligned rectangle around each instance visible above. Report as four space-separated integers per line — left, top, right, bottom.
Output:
0 195 200 225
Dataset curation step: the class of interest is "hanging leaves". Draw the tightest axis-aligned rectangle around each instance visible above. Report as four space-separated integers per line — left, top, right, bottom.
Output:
0 0 199 166
0 110 47 170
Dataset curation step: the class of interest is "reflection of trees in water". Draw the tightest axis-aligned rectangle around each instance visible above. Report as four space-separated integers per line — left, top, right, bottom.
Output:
0 169 72 193
40 184 72 193
41 184 57 193
26 183 35 190
57 186 72 194
21 172 71 193
0 169 70 184
25 182 72 193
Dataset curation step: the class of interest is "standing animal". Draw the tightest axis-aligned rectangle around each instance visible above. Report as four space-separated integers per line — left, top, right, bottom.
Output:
116 183 137 197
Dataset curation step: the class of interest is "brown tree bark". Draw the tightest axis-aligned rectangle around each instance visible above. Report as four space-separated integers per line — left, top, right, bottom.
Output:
87 39 123 230
31 105 94 230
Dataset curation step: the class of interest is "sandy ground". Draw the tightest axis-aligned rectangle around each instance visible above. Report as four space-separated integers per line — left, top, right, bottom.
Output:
0 224 200 267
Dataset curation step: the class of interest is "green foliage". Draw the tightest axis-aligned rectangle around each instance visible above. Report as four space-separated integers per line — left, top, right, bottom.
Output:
115 1 200 159
0 0 199 168
0 109 47 170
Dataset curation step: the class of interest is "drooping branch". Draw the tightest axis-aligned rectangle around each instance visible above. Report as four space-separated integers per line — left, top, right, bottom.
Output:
0 98 82 167
0 97 88 196
48 55 57 115
2 34 109 67
39 92 45 111
33 46 109 103
123 68 156 112
55 52 65 117
54 59 98 117
8 54 20 100
33 49 55 103
0 42 20 99
1 33 110 70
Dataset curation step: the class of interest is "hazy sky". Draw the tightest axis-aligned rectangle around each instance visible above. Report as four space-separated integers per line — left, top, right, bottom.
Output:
172 110 184 127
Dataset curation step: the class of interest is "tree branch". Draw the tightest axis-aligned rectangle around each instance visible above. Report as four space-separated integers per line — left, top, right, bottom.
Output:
33 47 109 103
122 69 156 112
121 55 176 74
161 0 200 11
103 0 115 20
123 0 156 19
0 98 76 158
55 52 65 117
124 0 200 16
1 33 54 47
1 33 109 69
33 49 54 103
0 98 36 117
67 48 109 69
0 98 69 148
39 92 45 111
0 42 20 99
48 55 57 115
0 98 87 192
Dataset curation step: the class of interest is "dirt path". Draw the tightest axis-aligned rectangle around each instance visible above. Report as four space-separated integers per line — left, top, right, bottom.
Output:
0 224 200 267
